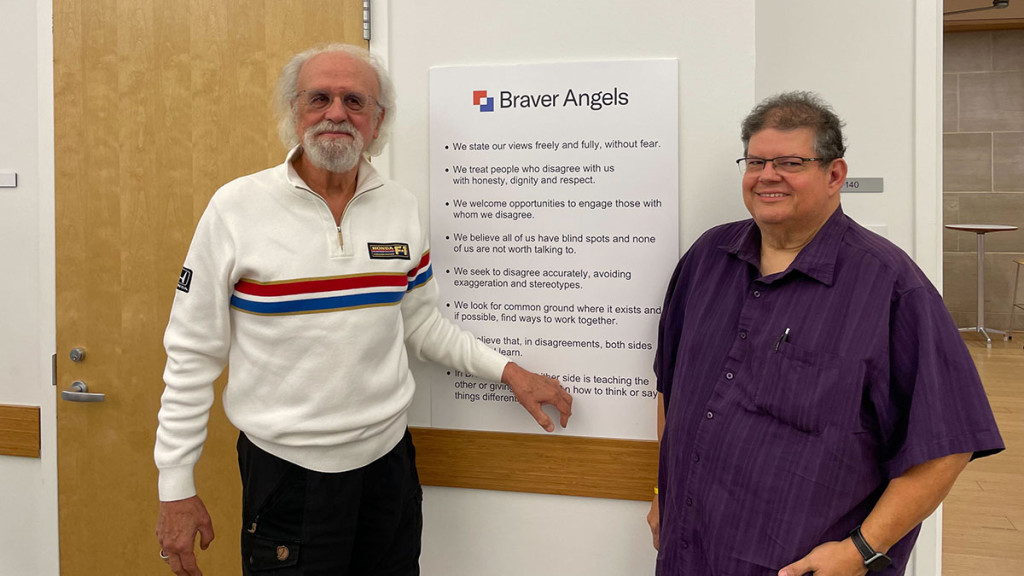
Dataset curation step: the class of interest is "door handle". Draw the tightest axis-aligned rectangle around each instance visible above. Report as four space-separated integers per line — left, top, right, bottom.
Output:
61 380 105 403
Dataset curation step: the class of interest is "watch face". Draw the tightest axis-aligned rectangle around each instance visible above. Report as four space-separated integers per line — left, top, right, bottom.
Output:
866 554 891 572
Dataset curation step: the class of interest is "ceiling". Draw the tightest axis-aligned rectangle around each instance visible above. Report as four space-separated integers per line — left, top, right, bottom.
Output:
945 0 1024 30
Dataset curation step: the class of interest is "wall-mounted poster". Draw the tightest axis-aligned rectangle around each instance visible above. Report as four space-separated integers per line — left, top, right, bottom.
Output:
427 59 679 440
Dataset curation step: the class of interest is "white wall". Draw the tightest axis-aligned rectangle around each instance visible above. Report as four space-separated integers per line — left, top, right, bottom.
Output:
0 0 59 575
381 1 943 575
0 0 941 574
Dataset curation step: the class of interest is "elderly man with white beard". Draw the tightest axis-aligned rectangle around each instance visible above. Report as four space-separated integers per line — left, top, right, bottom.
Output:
153 44 573 576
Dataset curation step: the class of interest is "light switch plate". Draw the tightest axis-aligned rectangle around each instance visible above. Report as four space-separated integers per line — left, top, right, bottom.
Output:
0 171 17 188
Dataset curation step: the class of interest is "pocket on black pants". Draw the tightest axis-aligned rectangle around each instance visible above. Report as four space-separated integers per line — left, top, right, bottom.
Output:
239 435 306 573
243 533 301 572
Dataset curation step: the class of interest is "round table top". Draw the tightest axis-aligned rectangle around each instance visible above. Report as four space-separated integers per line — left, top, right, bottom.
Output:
945 224 1018 233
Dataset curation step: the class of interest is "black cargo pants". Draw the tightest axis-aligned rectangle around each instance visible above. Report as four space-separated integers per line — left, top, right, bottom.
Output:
237 430 422 575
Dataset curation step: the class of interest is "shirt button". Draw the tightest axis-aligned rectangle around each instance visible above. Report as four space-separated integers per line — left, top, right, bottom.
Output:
739 331 747 339
706 411 714 419
693 454 700 462
753 290 761 298
681 541 689 549
725 372 734 380
686 497 693 506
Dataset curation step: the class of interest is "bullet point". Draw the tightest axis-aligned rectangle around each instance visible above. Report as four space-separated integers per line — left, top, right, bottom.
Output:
445 145 449 150
445 168 449 172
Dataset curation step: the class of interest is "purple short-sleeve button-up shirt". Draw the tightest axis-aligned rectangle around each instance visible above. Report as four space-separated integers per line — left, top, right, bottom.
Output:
654 207 1003 576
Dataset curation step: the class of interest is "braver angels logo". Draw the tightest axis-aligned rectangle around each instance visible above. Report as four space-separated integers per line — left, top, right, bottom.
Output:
472 90 494 112
472 87 630 113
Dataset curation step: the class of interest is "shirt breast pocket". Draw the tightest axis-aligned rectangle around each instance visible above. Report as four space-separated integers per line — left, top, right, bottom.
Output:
752 343 863 435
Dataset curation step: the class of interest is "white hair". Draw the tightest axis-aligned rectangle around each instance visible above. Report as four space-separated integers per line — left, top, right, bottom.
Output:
274 43 395 157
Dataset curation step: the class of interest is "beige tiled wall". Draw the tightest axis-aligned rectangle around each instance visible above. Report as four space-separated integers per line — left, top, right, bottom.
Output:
943 30 1024 335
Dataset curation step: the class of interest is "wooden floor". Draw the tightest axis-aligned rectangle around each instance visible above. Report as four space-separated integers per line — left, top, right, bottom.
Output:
942 336 1024 575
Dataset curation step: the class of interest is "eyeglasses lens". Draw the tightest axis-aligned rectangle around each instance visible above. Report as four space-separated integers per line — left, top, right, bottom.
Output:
302 91 370 112
739 157 807 174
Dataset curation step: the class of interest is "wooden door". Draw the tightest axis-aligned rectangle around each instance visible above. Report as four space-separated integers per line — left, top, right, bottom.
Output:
54 2 366 574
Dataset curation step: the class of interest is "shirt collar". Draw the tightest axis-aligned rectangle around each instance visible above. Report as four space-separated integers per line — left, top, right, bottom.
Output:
282 145 384 196
721 205 849 286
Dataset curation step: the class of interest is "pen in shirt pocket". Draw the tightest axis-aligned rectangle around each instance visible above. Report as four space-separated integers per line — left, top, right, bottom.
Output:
774 327 791 352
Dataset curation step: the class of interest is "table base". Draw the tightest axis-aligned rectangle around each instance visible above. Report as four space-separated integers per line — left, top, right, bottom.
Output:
959 326 1007 345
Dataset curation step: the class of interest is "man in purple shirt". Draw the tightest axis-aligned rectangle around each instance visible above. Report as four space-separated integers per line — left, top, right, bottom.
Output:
647 91 1003 576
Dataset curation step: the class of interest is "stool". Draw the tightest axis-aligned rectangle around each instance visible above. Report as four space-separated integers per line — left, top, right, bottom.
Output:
945 224 1019 346
1008 258 1024 342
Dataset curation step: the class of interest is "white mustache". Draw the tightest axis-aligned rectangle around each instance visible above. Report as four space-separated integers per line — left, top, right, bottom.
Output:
309 121 357 137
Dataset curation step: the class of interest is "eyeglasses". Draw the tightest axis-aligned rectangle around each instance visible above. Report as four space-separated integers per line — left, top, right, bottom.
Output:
736 156 827 174
296 89 379 114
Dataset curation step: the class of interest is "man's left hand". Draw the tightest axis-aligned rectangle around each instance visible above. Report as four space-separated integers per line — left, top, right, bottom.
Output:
501 362 572 432
778 538 867 576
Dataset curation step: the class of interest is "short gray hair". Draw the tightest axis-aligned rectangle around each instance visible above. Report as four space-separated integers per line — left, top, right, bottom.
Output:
740 91 846 164
274 43 395 157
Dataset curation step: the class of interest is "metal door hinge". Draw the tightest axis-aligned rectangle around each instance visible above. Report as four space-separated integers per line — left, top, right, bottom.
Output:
363 0 371 40
52 353 57 386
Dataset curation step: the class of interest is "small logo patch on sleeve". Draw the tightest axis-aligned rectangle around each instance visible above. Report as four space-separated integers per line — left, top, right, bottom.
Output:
367 243 411 260
177 267 193 293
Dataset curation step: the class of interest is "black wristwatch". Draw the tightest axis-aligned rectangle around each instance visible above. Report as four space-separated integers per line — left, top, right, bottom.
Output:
849 525 891 572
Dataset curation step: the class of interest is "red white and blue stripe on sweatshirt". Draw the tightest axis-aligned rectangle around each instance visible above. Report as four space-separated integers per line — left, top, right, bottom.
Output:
229 251 433 315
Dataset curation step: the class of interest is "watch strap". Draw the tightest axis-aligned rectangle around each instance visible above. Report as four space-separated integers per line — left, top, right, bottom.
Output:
849 525 891 572
849 525 875 560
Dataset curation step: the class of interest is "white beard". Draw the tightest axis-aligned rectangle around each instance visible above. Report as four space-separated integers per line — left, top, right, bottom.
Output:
302 121 365 173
